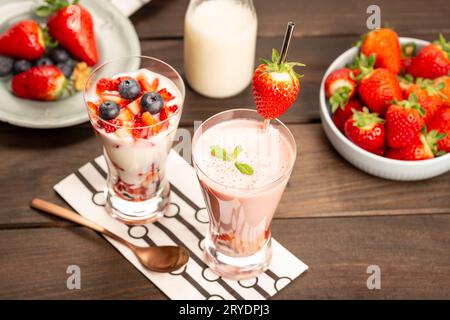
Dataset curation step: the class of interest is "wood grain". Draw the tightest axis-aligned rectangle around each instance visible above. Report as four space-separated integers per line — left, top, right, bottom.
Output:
0 123 449 227
1 214 449 299
131 0 450 39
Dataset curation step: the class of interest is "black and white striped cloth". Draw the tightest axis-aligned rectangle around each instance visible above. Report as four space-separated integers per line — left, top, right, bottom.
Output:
54 150 308 300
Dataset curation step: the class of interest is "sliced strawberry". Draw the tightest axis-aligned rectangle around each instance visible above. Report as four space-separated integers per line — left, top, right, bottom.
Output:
158 88 175 102
100 92 128 107
96 78 120 94
99 119 122 133
138 74 159 93
87 101 99 116
127 97 142 115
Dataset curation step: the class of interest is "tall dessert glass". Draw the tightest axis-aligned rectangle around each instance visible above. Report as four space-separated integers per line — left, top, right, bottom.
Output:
84 56 185 224
192 109 296 279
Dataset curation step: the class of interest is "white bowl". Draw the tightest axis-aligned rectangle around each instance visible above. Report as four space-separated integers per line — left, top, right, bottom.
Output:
319 37 450 181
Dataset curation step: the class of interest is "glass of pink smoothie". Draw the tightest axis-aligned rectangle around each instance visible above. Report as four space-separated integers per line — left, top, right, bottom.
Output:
192 109 296 279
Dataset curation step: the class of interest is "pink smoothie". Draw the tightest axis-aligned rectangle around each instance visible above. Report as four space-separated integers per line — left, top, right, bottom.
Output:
193 118 295 257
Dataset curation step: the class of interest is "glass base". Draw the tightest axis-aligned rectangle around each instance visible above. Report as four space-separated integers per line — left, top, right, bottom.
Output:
104 184 169 225
204 235 272 280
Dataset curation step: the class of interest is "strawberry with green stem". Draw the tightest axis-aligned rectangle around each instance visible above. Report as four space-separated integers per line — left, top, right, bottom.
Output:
354 53 403 116
11 65 68 101
253 22 304 120
428 106 450 152
324 68 357 112
387 127 446 161
0 20 45 60
407 34 450 79
385 93 426 149
344 107 386 154
36 0 98 66
360 27 402 74
404 77 447 125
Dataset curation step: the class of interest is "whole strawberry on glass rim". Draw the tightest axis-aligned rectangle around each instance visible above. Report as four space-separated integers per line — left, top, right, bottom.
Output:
252 48 304 119
252 22 305 122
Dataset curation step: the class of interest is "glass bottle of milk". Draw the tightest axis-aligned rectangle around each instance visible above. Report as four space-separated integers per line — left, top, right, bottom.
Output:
184 0 257 98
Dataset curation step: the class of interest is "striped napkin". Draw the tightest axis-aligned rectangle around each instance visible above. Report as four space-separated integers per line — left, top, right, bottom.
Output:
110 0 152 17
54 150 308 300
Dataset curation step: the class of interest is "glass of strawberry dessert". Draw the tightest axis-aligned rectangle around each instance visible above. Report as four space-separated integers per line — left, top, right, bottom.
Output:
192 23 304 279
84 56 185 224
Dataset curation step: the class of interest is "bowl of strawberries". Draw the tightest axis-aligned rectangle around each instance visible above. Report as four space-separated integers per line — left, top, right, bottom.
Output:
320 28 450 181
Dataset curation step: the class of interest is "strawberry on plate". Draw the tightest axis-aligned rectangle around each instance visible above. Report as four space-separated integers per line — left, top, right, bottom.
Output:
324 68 357 112
385 93 425 148
11 65 67 101
332 99 362 132
386 128 446 161
404 78 446 125
252 49 305 119
407 34 450 79
428 106 450 152
344 107 386 154
0 20 45 60
360 28 402 74
355 54 403 116
37 0 98 66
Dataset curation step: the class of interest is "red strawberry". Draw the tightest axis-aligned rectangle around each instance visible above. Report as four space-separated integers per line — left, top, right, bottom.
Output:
100 119 122 133
324 68 357 112
344 107 386 153
428 106 450 152
11 66 67 101
0 20 45 60
386 128 445 161
360 28 402 74
405 78 446 125
385 94 426 148
96 78 120 94
332 99 362 132
355 54 403 115
433 76 450 108
39 0 98 66
407 34 450 79
400 42 416 74
252 49 304 119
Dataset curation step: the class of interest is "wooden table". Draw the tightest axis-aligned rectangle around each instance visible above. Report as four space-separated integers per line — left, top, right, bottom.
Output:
1 0 450 299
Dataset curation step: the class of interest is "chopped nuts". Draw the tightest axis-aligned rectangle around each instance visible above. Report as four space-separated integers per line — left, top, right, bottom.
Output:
71 62 91 91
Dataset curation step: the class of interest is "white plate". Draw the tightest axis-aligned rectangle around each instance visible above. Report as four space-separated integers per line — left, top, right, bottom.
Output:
0 0 141 128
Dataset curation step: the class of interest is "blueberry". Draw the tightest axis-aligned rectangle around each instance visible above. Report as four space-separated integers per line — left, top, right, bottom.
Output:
56 62 74 78
99 101 120 120
0 55 14 77
13 60 32 74
118 78 141 100
141 92 164 114
49 48 70 63
35 57 53 66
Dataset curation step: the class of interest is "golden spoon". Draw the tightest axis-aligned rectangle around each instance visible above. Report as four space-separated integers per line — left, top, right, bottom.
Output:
30 198 189 273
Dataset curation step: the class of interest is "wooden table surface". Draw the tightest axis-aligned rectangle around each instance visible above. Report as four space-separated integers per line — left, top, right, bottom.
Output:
1 0 450 299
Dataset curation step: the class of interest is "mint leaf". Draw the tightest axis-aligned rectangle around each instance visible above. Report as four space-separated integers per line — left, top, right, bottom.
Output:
235 162 254 175
231 145 243 160
210 145 232 161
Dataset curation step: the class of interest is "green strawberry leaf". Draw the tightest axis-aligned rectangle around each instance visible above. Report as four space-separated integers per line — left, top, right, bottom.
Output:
235 162 254 175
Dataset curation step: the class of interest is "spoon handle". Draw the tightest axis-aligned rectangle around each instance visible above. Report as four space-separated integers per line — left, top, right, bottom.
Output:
30 198 129 247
